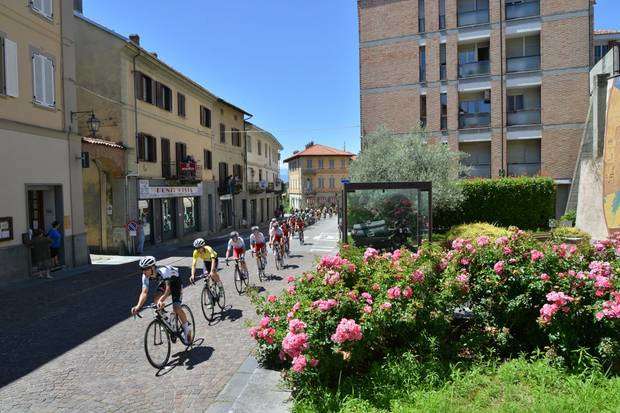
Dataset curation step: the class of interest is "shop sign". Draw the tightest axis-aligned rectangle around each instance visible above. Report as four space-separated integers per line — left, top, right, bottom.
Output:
139 180 202 199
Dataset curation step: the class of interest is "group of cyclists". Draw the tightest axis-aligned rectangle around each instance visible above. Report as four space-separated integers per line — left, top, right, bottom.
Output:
131 213 310 344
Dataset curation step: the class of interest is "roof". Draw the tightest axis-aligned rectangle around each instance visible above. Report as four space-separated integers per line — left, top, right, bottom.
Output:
245 122 283 150
82 137 126 149
594 29 620 35
283 144 355 163
74 11 251 117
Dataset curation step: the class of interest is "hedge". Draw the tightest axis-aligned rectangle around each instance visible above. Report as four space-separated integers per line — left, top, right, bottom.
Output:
435 177 556 231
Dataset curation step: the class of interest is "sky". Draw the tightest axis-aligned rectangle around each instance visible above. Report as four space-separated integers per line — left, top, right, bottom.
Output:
84 0 619 178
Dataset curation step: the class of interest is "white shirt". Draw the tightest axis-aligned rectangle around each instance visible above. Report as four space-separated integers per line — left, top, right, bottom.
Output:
227 237 245 251
250 232 266 245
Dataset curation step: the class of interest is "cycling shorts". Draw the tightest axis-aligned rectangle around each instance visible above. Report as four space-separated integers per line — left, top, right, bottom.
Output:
253 243 266 253
156 276 183 305
232 247 245 259
203 258 217 274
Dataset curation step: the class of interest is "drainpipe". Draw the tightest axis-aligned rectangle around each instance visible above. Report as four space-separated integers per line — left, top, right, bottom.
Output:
499 1 505 177
92 158 104 251
126 49 141 253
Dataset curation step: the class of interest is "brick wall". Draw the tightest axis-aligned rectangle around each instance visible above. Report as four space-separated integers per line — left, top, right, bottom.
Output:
360 42 420 89
362 89 420 134
541 17 590 70
541 72 589 126
358 0 418 42
541 128 583 179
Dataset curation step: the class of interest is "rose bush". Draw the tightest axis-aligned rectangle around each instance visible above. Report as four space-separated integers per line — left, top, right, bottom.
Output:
250 229 620 390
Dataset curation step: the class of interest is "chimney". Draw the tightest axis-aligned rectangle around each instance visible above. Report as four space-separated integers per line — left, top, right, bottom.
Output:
151 52 158 58
73 0 83 13
129 34 140 45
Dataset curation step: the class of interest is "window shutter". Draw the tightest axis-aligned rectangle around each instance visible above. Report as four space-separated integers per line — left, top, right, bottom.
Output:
150 137 157 162
134 71 143 101
155 81 162 108
32 54 45 104
42 56 54 106
137 134 145 161
4 39 19 97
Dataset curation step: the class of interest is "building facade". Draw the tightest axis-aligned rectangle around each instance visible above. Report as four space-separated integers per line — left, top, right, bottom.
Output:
593 30 620 65
74 10 252 253
285 144 354 210
245 122 283 225
358 0 594 217
0 0 89 282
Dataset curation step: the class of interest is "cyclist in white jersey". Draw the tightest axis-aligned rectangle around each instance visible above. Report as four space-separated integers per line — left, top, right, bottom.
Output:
226 231 249 276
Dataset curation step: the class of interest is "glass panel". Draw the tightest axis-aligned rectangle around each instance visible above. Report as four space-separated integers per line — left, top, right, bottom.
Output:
183 197 197 232
162 198 176 240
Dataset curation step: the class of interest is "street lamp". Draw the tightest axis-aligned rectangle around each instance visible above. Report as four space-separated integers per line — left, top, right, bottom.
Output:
70 110 101 138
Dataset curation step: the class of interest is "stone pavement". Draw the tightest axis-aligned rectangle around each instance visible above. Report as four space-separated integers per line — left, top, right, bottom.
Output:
0 217 339 412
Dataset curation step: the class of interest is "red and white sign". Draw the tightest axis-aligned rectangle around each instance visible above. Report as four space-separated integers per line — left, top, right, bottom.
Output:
139 180 202 199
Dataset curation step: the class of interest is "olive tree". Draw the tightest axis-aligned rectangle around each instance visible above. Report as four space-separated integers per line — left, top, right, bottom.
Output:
350 127 469 210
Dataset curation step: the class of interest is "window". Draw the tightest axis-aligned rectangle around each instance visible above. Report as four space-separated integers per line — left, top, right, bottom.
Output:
318 159 324 169
204 149 212 170
32 52 55 107
161 138 171 177
418 0 425 33
200 106 211 128
258 140 262 155
220 123 226 143
419 46 426 82
155 82 172 111
420 95 427 128
440 93 448 130
306 159 313 169
595 45 610 63
259 169 263 180
137 134 157 162
440 43 447 80
218 162 229 185
329 177 335 189
135 72 153 104
177 93 186 117
233 163 243 182
231 128 241 147
31 0 53 19
439 0 446 29
341 159 345 169
507 94 525 112
0 37 19 97
318 177 324 189
329 159 335 169
247 135 252 152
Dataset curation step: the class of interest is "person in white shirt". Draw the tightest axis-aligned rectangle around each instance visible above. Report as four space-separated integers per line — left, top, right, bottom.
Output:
226 231 249 276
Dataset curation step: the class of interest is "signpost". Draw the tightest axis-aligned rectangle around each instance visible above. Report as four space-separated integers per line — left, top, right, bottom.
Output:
126 220 138 237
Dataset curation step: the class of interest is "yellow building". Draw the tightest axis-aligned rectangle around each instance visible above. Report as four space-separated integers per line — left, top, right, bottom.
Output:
74 11 249 252
246 122 283 225
284 143 355 209
0 0 89 282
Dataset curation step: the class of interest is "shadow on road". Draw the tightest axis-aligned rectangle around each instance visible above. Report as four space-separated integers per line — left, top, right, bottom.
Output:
157 343 215 375
285 264 300 270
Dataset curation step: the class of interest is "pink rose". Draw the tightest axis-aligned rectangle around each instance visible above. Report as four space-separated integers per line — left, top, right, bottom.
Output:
287 276 296 283
540 273 550 281
260 316 270 328
331 318 363 344
402 286 413 299
292 355 307 373
387 286 401 300
493 261 505 275
363 305 372 314
380 302 392 310
267 295 277 303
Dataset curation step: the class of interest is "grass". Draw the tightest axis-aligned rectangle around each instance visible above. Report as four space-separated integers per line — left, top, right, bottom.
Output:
293 355 620 413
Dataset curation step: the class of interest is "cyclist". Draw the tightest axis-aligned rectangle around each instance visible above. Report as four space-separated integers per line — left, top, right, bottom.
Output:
226 231 248 276
281 219 291 255
295 214 305 244
132 256 193 343
249 226 267 270
269 222 285 259
190 238 220 286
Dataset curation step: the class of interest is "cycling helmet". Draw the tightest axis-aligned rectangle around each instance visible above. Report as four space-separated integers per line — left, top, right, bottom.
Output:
271 218 277 223
193 238 205 248
251 226 259 231
139 256 156 269
230 231 239 237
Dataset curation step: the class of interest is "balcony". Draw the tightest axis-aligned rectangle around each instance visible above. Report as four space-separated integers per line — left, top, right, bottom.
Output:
459 112 491 129
507 162 540 176
464 164 491 178
266 182 275 193
458 9 489 27
507 55 540 72
247 182 265 194
459 60 490 78
274 180 284 193
507 108 541 126
506 0 539 20
218 181 242 196
162 161 203 182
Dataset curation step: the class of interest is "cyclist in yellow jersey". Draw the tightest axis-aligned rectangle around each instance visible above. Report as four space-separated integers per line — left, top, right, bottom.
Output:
190 238 221 284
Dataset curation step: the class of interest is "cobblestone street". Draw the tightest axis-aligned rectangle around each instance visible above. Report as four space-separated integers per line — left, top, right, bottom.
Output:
0 218 339 412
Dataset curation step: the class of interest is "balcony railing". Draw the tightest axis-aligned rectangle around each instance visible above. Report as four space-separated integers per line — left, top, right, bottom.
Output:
458 60 490 78
162 161 203 182
507 55 540 72
507 108 541 126
459 112 491 129
247 182 265 194
506 0 540 20
457 9 489 26
508 162 541 176
218 181 242 196
266 182 275 193
463 164 491 178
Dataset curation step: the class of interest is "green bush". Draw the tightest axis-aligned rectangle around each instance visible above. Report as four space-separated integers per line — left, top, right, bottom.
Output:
435 177 556 231
552 227 591 245
446 222 511 242
560 210 577 223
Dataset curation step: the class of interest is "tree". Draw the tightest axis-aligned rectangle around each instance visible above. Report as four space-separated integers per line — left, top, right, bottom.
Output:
350 127 468 210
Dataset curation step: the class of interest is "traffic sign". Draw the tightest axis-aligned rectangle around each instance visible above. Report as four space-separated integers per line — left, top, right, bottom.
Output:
126 220 138 237
341 179 350 184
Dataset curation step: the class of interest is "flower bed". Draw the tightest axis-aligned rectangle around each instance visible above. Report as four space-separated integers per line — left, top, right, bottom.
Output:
250 229 620 390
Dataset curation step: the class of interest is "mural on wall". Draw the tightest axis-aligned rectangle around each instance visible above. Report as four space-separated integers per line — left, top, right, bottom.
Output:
603 77 620 234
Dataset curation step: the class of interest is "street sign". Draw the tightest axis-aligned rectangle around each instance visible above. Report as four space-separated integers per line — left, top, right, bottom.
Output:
341 179 350 184
126 220 138 237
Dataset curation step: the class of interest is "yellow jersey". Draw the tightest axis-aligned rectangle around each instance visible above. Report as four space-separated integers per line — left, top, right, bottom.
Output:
192 246 217 265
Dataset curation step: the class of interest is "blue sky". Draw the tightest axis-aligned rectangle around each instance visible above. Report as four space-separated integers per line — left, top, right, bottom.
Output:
84 0 619 169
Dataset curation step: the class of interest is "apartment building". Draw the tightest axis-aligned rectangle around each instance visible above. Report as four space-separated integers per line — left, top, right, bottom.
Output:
285 143 355 210
594 30 620 65
0 0 89 282
358 0 594 216
245 122 284 225
73 9 250 252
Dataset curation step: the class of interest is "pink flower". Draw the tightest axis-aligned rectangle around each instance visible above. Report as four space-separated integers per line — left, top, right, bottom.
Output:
403 286 413 299
267 295 277 303
411 270 425 283
495 236 509 246
288 318 307 334
380 302 392 310
260 316 271 328
540 273 550 281
597 293 620 320
476 236 490 247
312 298 338 312
282 332 309 358
361 292 373 304
456 273 469 284
508 258 517 264
363 305 373 314
539 303 559 324
503 246 513 256
318 255 356 272
323 270 341 286
249 327 259 338
287 276 296 283
452 238 465 252
460 258 470 266
291 355 307 373
392 249 402 262
546 291 574 307
347 291 358 301
310 358 319 367
372 283 381 292
493 261 505 275
530 250 544 262
363 248 379 262
331 318 363 344
387 286 402 300
305 273 315 283
287 285 296 295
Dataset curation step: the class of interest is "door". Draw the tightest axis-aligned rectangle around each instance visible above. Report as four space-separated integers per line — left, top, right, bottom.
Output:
161 198 176 241
250 199 257 226
28 190 45 232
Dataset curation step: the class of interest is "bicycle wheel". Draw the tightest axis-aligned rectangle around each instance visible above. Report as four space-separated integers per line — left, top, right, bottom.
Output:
275 253 281 270
242 268 250 288
144 319 171 369
257 258 264 282
216 282 226 309
179 304 195 348
201 284 216 322
234 267 244 294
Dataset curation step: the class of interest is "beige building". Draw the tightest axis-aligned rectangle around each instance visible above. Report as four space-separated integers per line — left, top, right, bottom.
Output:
74 9 250 252
285 143 355 209
358 0 594 217
0 0 88 282
245 122 283 225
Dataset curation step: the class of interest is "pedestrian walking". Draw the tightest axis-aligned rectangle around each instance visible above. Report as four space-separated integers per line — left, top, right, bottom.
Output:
47 221 62 268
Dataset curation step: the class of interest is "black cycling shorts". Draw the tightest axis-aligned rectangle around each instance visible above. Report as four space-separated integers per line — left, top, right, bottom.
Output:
203 258 218 274
157 277 183 305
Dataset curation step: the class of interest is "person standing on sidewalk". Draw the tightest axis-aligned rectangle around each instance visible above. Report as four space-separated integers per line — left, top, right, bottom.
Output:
47 221 62 268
